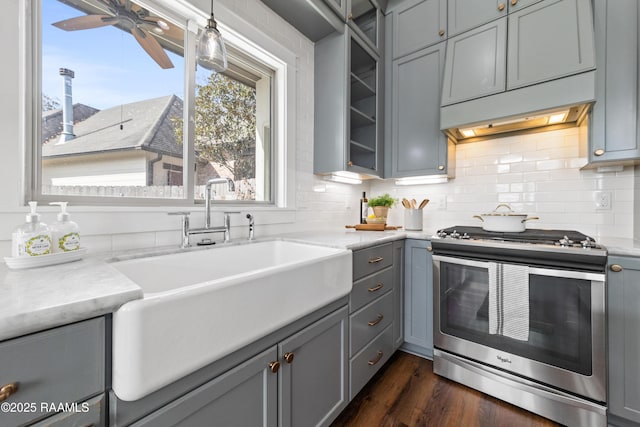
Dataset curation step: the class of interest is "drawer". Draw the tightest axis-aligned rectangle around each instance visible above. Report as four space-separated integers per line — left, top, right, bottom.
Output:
349 324 393 400
350 291 393 356
350 267 393 313
353 243 393 281
0 318 105 427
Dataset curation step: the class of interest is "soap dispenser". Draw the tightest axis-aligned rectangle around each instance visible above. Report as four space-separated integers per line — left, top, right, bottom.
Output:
49 202 80 252
11 201 52 257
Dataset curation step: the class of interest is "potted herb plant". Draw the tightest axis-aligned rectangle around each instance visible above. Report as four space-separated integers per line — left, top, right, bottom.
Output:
367 193 397 223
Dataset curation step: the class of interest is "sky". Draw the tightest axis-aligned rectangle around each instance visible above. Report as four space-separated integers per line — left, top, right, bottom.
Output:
42 0 186 110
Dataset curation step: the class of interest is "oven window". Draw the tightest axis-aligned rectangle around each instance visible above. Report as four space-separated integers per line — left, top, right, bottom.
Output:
439 261 593 375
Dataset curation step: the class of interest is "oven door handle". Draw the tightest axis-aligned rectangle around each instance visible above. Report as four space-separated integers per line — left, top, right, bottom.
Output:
528 267 605 282
432 255 492 269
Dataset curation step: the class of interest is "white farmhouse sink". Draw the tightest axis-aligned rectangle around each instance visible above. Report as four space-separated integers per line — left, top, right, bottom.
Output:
110 240 352 401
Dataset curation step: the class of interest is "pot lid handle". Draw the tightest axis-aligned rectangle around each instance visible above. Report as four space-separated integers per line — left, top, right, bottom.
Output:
493 203 514 213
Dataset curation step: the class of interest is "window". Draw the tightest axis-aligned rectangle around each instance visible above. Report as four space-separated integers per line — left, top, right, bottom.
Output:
35 0 274 204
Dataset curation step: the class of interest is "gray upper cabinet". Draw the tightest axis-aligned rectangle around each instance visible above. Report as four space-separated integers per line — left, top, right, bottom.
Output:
447 0 506 37
390 42 448 176
348 0 382 52
506 0 595 90
315 28 382 177
325 0 348 20
391 0 447 60
260 0 344 42
589 0 640 164
607 256 640 426
441 17 507 106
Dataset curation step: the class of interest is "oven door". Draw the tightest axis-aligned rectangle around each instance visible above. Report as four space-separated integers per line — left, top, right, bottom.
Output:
433 254 606 403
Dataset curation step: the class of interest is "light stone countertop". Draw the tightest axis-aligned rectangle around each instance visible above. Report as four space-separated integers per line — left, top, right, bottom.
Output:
0 253 142 342
6 227 637 344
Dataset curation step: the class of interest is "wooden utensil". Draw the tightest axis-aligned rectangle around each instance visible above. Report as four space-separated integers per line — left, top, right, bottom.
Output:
418 199 429 209
402 198 411 209
411 199 417 209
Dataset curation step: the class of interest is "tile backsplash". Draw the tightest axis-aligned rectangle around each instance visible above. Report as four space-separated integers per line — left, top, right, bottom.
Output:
370 127 636 239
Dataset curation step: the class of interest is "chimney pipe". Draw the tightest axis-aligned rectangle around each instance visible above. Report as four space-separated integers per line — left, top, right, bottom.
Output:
58 68 75 144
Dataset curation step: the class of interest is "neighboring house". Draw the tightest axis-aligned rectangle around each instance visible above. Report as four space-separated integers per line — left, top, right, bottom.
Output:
42 95 188 187
42 103 99 144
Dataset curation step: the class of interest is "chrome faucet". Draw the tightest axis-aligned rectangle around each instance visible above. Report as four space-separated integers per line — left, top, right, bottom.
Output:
168 177 238 248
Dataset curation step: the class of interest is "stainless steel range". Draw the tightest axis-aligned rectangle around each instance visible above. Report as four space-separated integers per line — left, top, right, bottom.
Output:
431 226 607 426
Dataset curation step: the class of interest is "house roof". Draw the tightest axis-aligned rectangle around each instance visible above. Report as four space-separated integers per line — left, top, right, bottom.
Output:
42 95 183 158
42 103 100 144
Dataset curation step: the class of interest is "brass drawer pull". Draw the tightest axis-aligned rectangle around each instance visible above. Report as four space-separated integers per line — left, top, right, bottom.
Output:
368 283 384 292
439 29 445 37
368 256 384 264
610 264 623 272
368 314 384 326
368 351 384 366
498 3 505 11
269 361 280 373
511 0 517 5
593 149 605 156
283 352 295 363
0 382 18 402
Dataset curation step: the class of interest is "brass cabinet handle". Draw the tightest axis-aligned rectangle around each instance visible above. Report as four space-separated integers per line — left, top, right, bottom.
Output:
439 29 445 37
438 165 445 171
427 247 433 252
610 264 623 272
0 382 18 402
368 283 384 292
347 161 354 166
498 3 505 11
368 351 384 366
269 361 280 373
348 12 353 20
511 0 518 5
593 149 605 156
283 352 295 363
368 256 384 264
368 314 384 326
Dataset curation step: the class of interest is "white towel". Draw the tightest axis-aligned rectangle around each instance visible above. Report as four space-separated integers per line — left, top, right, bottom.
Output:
488 262 499 335
501 263 530 341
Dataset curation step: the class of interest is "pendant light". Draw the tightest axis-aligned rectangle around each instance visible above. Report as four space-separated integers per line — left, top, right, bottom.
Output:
196 0 228 72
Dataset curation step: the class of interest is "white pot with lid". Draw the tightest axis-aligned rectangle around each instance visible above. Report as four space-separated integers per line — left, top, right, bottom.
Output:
473 204 539 232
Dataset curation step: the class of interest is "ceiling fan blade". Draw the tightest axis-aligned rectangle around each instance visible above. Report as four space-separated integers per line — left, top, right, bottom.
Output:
141 17 184 41
130 26 174 69
52 14 116 31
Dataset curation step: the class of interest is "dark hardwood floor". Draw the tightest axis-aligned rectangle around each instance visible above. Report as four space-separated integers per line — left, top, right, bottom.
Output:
331 351 561 427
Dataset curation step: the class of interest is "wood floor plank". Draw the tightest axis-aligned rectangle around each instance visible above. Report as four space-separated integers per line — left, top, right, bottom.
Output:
331 351 561 427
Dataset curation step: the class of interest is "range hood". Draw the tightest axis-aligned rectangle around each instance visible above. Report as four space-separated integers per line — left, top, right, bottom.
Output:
441 71 596 142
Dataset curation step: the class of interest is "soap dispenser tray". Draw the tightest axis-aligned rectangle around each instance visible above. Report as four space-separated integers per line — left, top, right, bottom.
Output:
4 248 87 269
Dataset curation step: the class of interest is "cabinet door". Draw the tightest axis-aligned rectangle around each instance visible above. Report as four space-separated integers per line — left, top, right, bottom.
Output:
508 0 543 13
448 0 506 37
348 0 380 51
132 347 278 427
392 0 447 59
507 0 595 90
441 18 507 106
391 240 405 349
590 0 640 163
402 239 433 358
279 306 348 427
391 42 447 177
607 256 640 424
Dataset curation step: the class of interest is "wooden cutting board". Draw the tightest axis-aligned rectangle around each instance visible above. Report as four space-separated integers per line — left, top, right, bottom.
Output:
345 224 403 231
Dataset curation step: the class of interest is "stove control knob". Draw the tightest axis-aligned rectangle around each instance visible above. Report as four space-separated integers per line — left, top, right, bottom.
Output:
460 233 470 240
450 230 460 239
559 236 574 246
437 230 448 238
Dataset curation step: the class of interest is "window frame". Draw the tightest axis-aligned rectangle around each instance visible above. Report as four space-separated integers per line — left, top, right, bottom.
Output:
26 0 285 208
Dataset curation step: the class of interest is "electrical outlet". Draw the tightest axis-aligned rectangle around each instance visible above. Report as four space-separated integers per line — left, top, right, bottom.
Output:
435 195 447 210
595 191 612 210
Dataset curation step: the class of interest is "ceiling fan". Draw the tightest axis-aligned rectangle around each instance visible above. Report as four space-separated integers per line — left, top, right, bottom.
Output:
52 0 182 69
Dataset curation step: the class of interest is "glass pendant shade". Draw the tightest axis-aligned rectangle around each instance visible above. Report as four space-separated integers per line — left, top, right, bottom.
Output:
196 16 228 72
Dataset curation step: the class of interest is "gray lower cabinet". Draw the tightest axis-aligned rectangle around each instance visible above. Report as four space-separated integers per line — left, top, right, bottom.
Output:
349 242 400 399
0 318 105 427
589 0 640 165
389 41 449 177
391 240 404 349
607 256 640 426
401 239 433 359
133 306 348 427
31 394 106 427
